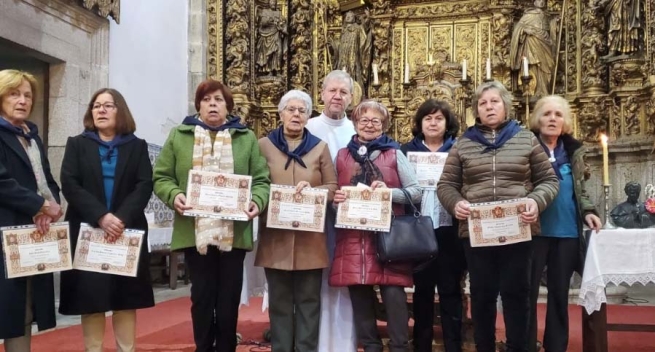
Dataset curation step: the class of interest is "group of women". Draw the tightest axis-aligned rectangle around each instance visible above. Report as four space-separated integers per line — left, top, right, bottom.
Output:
0 66 601 352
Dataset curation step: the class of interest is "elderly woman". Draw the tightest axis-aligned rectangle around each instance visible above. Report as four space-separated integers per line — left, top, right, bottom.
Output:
59 88 154 352
527 95 601 352
0 69 62 351
437 81 559 352
255 89 338 352
400 99 466 352
330 100 422 352
153 79 270 352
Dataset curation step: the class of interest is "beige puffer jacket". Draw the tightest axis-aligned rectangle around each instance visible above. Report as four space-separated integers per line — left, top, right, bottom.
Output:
437 121 559 238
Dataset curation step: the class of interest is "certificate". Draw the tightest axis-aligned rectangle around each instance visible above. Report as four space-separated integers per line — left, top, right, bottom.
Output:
1 222 72 279
407 152 448 188
73 223 144 277
184 170 252 221
335 186 392 232
266 184 328 232
468 198 532 247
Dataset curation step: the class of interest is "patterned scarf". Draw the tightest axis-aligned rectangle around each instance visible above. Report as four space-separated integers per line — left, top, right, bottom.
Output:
346 134 399 186
192 121 235 254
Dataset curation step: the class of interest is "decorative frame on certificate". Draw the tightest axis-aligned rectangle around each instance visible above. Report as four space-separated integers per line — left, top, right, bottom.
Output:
335 186 392 232
73 223 144 277
266 184 328 232
407 152 448 188
1 222 72 279
468 198 532 247
184 170 252 221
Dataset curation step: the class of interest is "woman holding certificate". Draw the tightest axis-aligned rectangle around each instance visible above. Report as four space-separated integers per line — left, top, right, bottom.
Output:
0 69 62 351
153 79 270 352
526 95 601 352
59 88 154 352
400 99 466 352
437 81 559 352
330 100 422 352
255 89 337 352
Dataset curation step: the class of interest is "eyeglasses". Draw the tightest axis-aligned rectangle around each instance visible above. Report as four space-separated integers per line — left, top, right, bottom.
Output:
357 118 383 127
92 103 117 111
284 106 307 114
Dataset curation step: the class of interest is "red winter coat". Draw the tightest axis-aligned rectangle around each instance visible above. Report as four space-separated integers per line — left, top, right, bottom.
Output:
329 148 413 287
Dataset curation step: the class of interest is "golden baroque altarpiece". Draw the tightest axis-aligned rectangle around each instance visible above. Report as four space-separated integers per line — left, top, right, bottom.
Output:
208 0 655 152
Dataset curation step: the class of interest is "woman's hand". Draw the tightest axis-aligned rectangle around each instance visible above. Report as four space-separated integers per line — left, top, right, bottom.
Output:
520 198 540 224
370 181 387 190
99 213 125 240
454 200 471 220
173 193 193 215
42 201 62 221
295 181 311 193
333 189 347 204
585 213 602 233
34 213 53 235
244 201 260 220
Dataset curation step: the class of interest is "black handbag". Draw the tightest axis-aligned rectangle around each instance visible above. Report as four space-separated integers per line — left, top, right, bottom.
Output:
376 188 438 264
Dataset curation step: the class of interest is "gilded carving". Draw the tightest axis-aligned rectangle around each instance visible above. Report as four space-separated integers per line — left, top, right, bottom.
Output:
395 3 488 19
370 0 390 16
289 0 312 92
371 18 392 99
565 0 578 93
82 0 120 23
430 27 452 57
331 11 372 90
225 0 250 93
624 96 641 135
580 4 608 92
255 0 287 76
647 90 655 135
207 0 223 81
480 21 490 83
393 28 403 98
492 13 511 79
611 98 622 138
407 28 429 79
455 24 476 68
597 0 644 59
577 97 608 142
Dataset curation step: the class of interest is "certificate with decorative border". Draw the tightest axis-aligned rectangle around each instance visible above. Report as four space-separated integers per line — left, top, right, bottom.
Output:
266 184 329 232
468 198 532 247
407 152 448 188
335 186 392 232
184 170 252 221
1 222 72 279
73 223 144 277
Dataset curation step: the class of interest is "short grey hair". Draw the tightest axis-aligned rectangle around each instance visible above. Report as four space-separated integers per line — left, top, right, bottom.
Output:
351 99 391 130
321 70 354 93
472 80 513 120
278 89 312 117
529 95 573 135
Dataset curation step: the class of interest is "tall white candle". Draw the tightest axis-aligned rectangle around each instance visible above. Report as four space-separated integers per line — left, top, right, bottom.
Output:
404 62 410 84
486 58 491 80
372 63 379 85
342 67 346 73
428 54 434 64
462 59 467 80
523 56 529 77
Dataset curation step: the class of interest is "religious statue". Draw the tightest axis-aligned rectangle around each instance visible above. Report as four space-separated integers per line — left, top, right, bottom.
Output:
255 0 287 75
610 182 654 228
596 0 643 58
331 10 372 89
509 0 556 97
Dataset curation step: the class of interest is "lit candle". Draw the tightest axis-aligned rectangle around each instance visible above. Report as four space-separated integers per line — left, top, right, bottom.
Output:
372 63 379 85
600 134 609 185
462 59 467 80
486 58 491 80
428 54 434 64
523 56 529 77
404 62 410 84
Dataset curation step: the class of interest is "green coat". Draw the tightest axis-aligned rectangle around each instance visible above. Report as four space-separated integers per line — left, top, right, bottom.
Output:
153 124 271 251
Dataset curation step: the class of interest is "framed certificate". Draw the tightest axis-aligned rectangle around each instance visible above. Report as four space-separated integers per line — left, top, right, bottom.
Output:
407 152 448 188
335 186 393 232
1 222 72 279
266 184 328 232
184 170 252 221
73 223 144 277
468 198 532 247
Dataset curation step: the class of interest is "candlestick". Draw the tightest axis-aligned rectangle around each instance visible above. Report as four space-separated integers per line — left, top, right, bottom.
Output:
600 134 609 185
404 62 410 84
523 57 529 77
462 59 467 80
603 184 616 229
486 58 491 80
372 63 379 85
428 54 434 65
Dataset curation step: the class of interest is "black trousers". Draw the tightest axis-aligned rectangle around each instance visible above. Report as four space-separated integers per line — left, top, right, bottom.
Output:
349 285 409 352
413 226 467 352
265 268 323 352
185 247 246 352
528 237 579 352
463 240 531 352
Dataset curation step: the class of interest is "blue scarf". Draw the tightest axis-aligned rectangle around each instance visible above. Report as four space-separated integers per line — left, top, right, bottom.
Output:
346 134 399 185
537 136 570 180
462 120 522 153
267 127 321 169
81 131 137 161
405 135 455 153
182 114 247 132
0 117 39 141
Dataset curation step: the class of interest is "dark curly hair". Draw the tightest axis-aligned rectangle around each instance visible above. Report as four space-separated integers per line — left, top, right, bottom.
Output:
411 99 460 139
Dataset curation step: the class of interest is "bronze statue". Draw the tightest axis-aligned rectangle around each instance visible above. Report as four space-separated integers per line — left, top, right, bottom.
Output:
509 0 556 97
597 0 642 58
610 182 654 228
255 0 287 75
332 11 372 89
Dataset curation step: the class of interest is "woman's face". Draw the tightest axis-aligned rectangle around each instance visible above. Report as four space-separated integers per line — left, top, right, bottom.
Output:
537 101 565 138
1 79 33 124
356 108 385 142
92 92 117 134
199 89 229 127
477 89 506 130
421 110 447 140
280 98 309 136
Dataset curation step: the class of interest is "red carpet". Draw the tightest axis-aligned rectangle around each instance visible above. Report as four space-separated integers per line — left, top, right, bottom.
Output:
2 297 654 351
